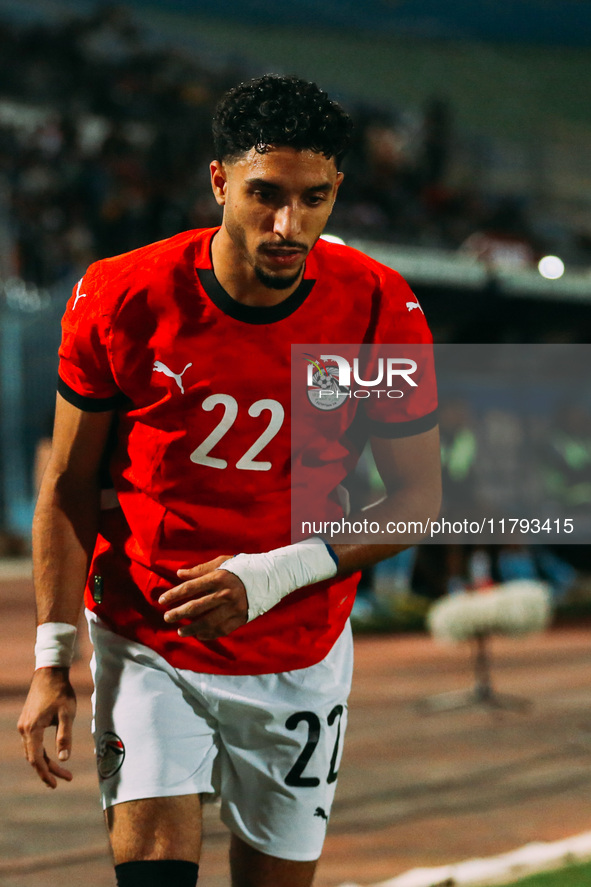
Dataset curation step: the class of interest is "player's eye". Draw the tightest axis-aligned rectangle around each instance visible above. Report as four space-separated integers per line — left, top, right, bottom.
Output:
306 194 327 207
252 189 275 203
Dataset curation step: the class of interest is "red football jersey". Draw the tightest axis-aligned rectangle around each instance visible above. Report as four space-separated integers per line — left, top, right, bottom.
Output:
58 227 437 674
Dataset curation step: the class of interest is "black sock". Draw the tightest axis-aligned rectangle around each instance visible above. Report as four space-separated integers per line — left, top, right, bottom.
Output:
115 859 199 886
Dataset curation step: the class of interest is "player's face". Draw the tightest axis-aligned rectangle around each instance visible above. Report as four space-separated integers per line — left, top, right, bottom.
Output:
211 146 344 290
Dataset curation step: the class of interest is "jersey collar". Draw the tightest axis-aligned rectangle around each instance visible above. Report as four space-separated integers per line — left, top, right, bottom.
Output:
197 230 316 325
197 268 315 325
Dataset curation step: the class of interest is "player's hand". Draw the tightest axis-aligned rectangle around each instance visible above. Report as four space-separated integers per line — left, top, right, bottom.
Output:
18 668 76 788
159 556 248 640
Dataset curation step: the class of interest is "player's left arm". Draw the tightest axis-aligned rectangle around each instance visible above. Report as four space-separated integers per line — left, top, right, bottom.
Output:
330 423 442 572
160 425 441 639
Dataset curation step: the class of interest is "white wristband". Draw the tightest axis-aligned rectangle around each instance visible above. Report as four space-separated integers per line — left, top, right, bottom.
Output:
221 537 338 622
34 622 77 669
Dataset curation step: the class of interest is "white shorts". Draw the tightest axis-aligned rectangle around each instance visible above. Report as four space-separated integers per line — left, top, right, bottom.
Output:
87 612 353 861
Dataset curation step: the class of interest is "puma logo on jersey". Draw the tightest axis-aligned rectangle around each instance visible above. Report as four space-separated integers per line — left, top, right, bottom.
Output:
153 360 193 394
406 300 423 313
73 279 86 310
314 807 329 821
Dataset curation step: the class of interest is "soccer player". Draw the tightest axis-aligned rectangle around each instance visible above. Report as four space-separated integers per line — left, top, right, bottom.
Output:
18 75 441 887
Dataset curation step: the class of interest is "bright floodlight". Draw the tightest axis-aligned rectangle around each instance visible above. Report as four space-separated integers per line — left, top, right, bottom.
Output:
320 233 346 245
538 255 565 280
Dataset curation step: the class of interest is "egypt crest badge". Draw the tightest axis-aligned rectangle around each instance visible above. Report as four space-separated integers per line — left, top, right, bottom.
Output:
97 731 125 779
304 353 349 411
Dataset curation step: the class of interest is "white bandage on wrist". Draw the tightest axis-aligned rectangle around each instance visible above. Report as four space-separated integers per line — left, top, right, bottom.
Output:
221 537 338 622
34 622 77 669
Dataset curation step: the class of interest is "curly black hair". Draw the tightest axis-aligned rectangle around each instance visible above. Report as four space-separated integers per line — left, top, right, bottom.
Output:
212 74 353 165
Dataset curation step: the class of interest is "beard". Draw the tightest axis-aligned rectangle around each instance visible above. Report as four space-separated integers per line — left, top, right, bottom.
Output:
254 264 303 290
223 213 308 291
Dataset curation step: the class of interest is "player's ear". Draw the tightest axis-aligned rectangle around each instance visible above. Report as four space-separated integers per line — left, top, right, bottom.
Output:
329 171 345 210
210 161 228 206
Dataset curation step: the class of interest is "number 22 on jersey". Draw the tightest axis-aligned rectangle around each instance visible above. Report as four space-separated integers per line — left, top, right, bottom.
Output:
190 394 284 471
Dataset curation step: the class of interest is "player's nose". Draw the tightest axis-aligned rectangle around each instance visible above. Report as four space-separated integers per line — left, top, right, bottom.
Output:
273 203 302 239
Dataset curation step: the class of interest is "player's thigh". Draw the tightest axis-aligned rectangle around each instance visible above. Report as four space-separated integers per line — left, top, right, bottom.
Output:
88 613 219 811
106 794 202 864
215 623 353 862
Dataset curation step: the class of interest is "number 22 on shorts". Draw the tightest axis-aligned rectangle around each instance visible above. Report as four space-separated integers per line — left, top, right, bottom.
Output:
284 706 345 788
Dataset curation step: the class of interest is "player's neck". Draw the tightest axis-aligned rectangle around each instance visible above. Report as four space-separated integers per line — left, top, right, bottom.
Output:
211 228 304 307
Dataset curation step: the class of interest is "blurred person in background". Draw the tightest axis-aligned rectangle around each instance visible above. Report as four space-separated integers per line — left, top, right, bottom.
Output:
535 400 591 591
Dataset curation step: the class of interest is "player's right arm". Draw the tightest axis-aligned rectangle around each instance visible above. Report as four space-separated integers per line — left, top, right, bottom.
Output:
18 394 114 788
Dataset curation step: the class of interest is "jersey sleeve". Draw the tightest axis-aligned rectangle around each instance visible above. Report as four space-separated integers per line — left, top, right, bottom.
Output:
58 263 124 411
362 268 438 438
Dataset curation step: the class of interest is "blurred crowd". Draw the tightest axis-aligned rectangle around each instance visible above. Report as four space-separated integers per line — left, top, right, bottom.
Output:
0 6 235 286
0 4 572 290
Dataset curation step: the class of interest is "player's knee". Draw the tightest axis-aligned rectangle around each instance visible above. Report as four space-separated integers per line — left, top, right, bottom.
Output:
115 859 199 886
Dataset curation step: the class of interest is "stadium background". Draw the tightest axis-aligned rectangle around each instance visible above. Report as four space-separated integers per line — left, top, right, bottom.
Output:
1 2 591 886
